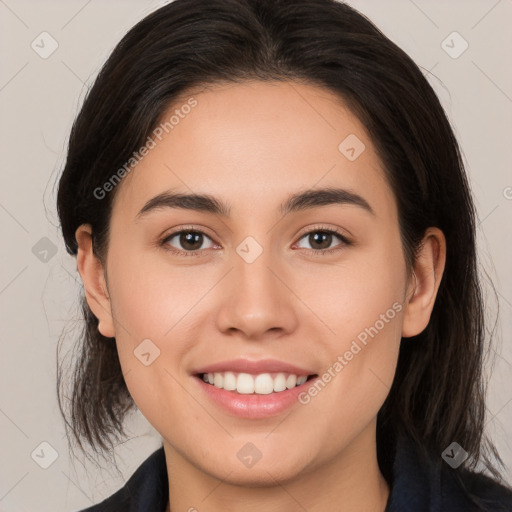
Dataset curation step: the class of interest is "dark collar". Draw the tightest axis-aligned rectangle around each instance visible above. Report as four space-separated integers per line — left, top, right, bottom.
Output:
385 435 512 512
81 436 512 511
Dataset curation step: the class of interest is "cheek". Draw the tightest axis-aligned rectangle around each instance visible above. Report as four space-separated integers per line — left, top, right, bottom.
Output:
299 300 403 454
103 244 205 409
297 235 406 423
296 234 406 349
106 240 214 342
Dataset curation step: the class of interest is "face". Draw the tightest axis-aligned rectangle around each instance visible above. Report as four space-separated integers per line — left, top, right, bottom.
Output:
83 80 416 484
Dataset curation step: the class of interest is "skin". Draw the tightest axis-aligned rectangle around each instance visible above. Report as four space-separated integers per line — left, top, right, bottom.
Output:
76 80 446 512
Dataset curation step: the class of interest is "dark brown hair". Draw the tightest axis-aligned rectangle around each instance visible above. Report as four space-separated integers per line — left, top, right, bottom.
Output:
57 0 505 494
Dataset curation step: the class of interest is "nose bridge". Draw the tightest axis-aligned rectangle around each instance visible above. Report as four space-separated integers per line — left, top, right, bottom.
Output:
236 246 279 302
215 237 298 338
233 240 284 313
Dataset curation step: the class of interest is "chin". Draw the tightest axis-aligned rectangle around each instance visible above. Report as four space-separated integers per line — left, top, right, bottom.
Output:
191 440 315 487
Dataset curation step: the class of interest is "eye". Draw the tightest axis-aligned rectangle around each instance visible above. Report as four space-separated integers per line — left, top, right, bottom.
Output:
160 225 351 257
295 227 350 254
161 229 216 255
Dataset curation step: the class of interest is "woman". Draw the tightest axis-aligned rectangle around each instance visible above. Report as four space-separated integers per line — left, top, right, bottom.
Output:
56 0 512 510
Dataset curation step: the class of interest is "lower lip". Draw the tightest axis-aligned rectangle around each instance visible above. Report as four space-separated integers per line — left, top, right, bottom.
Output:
194 375 317 419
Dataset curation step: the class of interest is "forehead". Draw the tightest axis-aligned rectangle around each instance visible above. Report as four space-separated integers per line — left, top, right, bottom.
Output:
112 80 396 221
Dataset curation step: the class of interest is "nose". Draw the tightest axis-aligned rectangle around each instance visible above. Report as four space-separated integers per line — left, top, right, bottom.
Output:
215 247 299 341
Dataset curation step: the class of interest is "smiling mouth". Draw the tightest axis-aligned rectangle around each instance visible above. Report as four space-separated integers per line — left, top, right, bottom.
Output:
197 372 318 395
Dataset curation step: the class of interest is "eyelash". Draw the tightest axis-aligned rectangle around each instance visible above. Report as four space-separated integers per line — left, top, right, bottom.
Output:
159 225 351 257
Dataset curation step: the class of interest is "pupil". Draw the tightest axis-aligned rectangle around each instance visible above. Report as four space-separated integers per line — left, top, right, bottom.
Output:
181 232 202 250
310 232 331 250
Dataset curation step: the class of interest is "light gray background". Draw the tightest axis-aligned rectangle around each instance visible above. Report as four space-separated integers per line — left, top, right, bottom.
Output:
0 0 511 510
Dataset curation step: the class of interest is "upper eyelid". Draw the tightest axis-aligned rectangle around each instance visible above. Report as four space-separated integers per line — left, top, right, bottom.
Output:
295 223 351 240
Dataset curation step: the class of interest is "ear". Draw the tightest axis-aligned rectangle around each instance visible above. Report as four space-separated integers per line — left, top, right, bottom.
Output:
75 224 116 338
401 227 446 338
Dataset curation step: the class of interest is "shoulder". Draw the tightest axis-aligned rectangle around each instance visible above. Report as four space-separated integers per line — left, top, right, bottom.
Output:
386 435 512 512
450 467 512 512
76 447 168 512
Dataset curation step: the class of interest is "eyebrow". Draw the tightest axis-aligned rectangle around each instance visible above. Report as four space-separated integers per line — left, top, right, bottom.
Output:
136 187 374 219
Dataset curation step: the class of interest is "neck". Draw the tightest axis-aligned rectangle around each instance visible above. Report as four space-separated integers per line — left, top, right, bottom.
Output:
163 422 389 512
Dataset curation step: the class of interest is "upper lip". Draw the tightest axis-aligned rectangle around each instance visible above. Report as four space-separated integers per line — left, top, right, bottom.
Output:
193 358 316 376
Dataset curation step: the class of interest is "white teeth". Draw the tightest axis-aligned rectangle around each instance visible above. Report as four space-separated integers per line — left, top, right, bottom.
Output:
237 373 254 394
254 374 274 394
201 371 311 394
273 373 287 392
223 371 237 391
213 373 224 388
286 374 297 389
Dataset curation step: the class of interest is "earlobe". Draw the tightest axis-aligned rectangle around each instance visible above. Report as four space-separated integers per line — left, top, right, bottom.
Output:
401 227 446 338
75 224 116 338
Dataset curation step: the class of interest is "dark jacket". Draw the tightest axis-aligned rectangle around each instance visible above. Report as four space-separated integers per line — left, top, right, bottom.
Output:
79 436 512 511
